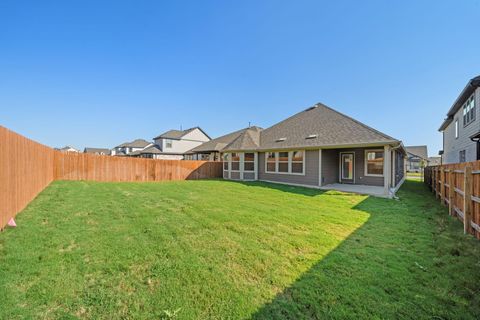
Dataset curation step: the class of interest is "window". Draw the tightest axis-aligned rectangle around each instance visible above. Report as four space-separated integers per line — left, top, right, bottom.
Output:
266 152 276 172
455 120 459 139
291 151 304 173
459 150 466 163
365 150 384 176
278 152 289 173
265 151 304 175
244 153 255 171
165 139 173 148
223 154 229 170
231 153 240 171
463 94 476 127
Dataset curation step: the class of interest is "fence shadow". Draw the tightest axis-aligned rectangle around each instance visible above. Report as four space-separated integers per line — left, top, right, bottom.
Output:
250 180 480 319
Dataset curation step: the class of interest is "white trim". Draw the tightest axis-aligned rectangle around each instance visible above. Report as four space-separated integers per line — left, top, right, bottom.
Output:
339 151 355 183
391 175 406 194
254 152 258 180
364 149 385 177
383 145 391 195
318 149 322 187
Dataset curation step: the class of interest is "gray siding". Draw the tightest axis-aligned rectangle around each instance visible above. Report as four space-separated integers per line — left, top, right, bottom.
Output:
321 148 384 187
258 150 319 186
443 87 480 164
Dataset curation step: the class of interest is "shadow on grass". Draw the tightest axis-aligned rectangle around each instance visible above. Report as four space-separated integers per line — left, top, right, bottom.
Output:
224 179 363 197
250 180 480 319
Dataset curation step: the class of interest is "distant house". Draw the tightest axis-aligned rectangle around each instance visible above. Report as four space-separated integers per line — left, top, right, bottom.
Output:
220 103 406 198
428 156 441 166
56 146 80 153
111 139 153 156
185 126 262 161
84 148 111 155
439 75 480 164
152 127 211 160
405 146 428 172
128 145 163 159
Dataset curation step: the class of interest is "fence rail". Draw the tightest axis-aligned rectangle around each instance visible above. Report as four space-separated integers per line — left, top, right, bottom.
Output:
425 162 480 239
0 126 222 230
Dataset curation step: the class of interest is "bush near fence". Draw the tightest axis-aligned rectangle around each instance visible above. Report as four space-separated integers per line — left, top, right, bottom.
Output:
0 126 222 230
425 163 480 239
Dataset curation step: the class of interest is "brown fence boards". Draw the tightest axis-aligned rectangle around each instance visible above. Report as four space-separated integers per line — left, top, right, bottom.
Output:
0 126 55 230
425 162 480 239
0 126 223 230
53 152 222 182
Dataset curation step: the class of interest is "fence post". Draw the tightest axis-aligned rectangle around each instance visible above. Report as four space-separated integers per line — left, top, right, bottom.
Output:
435 167 440 199
440 167 445 205
464 166 473 234
448 168 454 216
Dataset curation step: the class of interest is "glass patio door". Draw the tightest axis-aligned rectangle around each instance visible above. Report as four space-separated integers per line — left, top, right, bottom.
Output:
340 152 355 183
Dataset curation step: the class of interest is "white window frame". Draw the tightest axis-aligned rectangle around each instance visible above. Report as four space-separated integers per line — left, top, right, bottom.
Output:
339 151 355 182
243 152 255 172
222 153 229 171
230 152 240 172
364 149 384 177
165 139 173 148
455 119 459 139
264 150 305 176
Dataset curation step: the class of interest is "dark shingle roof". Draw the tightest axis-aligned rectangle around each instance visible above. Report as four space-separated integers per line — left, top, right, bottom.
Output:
187 127 262 153
223 127 262 151
84 148 111 155
154 127 211 140
253 103 398 150
406 145 428 160
115 139 151 148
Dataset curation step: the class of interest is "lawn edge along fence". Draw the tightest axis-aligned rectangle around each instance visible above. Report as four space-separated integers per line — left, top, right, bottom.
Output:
0 126 222 230
425 163 480 239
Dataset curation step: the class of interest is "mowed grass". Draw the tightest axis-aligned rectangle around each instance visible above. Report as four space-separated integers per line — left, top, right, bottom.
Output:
0 180 479 319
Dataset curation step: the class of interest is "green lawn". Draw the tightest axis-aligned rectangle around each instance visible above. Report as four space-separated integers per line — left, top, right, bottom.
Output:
0 180 479 319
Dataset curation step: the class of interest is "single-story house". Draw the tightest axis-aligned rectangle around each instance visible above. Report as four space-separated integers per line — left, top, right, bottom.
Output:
112 139 153 156
84 148 111 155
221 103 406 198
128 145 164 159
56 145 80 153
185 126 262 161
405 145 428 172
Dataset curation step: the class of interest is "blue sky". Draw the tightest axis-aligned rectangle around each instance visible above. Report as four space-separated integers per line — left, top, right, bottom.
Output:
1 0 479 156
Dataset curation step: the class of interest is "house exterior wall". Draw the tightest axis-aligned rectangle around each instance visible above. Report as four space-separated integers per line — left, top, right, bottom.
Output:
258 150 319 187
443 87 480 164
321 148 384 187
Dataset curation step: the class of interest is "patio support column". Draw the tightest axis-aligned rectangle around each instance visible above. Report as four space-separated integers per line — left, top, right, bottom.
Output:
318 149 322 187
240 153 244 180
384 145 391 195
228 153 231 179
254 152 259 180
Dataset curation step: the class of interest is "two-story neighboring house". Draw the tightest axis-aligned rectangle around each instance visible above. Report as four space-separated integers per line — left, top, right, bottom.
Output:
153 127 211 160
439 76 480 164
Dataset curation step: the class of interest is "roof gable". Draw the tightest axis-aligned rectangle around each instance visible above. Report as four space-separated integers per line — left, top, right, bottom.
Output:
405 145 428 160
154 127 211 140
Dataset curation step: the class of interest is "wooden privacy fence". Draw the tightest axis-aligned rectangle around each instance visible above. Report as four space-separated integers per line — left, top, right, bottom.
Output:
425 163 480 239
0 126 223 230
54 152 222 182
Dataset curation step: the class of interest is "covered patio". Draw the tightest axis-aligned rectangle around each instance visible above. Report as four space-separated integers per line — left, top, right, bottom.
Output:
320 183 388 198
